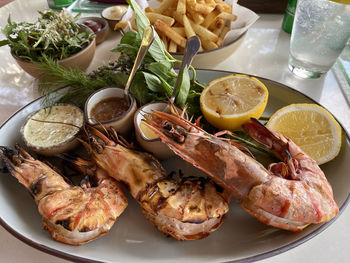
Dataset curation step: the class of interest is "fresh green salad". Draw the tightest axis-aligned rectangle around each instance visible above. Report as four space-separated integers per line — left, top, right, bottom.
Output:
0 10 95 62
39 0 204 117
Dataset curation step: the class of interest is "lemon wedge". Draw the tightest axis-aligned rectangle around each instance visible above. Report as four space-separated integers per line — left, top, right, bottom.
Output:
200 74 269 130
266 103 342 165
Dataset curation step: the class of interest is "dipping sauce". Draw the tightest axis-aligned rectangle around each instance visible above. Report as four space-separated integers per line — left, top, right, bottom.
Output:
83 20 103 33
102 5 128 20
23 105 83 148
91 97 129 122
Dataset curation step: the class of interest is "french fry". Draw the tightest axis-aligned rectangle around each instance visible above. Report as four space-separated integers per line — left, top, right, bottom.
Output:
201 4 224 28
154 19 186 48
173 12 184 25
146 12 175 26
130 15 137 31
190 20 218 42
202 40 218 50
212 18 225 35
168 40 177 52
216 26 230 47
220 26 230 39
216 38 223 47
205 0 216 7
114 20 129 31
187 0 196 5
217 2 232 13
145 7 153 12
177 0 186 15
154 0 177 14
172 26 186 37
187 5 205 24
163 8 177 17
217 12 237 22
183 15 196 38
161 34 169 50
192 3 213 16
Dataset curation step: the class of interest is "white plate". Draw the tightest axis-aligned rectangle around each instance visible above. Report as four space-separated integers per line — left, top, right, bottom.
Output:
1 69 349 263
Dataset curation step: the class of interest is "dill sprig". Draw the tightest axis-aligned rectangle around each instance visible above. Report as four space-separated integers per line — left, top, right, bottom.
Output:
37 57 129 108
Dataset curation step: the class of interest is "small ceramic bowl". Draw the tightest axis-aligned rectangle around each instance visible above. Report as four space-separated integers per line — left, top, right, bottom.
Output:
20 104 84 156
85 87 137 136
134 101 188 160
101 5 128 30
76 17 109 45
12 25 96 78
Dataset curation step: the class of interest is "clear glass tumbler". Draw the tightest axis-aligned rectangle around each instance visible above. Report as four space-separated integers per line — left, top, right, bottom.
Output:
288 0 350 78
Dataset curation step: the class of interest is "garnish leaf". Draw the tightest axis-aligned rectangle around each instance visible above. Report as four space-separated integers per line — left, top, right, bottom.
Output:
175 66 191 107
126 0 175 64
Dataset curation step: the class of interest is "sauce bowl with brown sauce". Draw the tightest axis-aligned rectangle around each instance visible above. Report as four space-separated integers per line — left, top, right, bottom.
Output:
85 87 137 136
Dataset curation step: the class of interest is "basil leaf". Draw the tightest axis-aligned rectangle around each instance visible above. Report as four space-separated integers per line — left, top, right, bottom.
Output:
147 61 176 84
175 66 191 107
130 72 157 105
119 30 140 45
142 72 163 93
127 0 175 64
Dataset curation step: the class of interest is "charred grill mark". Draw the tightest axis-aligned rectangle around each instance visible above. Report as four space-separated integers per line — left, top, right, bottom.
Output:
168 171 176 179
188 205 201 213
30 174 46 197
213 182 224 193
80 227 91 232
131 167 143 186
136 176 166 203
155 196 168 211
56 218 71 230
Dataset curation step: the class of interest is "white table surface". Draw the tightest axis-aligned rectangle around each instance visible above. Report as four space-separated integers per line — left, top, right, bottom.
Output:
0 1 349 263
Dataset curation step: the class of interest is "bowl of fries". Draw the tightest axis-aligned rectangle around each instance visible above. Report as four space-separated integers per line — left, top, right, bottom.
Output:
115 0 258 67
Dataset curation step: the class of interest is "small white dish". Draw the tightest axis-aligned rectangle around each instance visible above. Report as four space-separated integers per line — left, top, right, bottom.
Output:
134 101 187 160
101 5 128 30
20 104 84 156
85 87 137 136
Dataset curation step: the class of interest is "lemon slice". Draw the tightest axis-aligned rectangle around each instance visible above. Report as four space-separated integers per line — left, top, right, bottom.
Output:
200 74 269 130
266 103 342 165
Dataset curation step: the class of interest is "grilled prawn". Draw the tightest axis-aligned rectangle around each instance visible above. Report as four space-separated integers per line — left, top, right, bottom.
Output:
143 112 339 232
0 145 128 245
78 127 231 240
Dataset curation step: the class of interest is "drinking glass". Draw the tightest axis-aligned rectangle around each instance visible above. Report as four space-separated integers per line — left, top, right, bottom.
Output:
47 0 74 10
288 0 350 79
